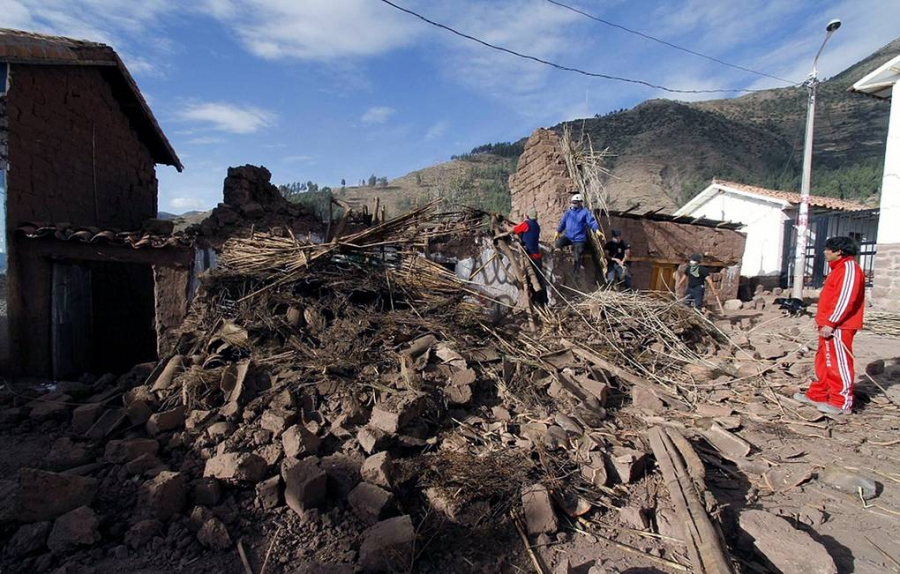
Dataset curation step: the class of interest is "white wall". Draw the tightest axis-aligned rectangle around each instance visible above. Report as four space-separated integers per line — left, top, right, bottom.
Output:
686 191 788 277
878 83 900 245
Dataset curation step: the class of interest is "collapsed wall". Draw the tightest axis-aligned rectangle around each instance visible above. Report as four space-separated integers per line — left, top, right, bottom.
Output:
195 165 323 249
508 129 574 244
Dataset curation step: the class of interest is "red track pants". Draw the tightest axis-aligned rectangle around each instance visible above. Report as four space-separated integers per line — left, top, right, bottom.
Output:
806 328 856 410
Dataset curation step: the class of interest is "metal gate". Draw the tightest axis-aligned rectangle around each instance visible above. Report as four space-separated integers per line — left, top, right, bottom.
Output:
782 208 879 289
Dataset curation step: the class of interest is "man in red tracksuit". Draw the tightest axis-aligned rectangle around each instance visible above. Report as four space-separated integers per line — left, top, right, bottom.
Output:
794 236 865 415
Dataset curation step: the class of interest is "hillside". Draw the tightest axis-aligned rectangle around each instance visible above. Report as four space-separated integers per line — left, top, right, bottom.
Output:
333 154 515 218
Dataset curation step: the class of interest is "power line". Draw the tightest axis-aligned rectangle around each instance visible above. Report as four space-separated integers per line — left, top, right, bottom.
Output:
545 0 798 86
378 0 780 95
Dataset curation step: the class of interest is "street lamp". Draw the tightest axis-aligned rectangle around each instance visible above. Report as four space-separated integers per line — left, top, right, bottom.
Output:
792 19 841 299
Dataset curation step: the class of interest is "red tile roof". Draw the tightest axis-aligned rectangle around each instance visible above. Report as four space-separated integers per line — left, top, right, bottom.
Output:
0 28 182 171
17 223 194 250
713 180 866 211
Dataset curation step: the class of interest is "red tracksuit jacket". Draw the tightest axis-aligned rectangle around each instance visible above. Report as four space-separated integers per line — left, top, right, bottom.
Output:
816 256 864 330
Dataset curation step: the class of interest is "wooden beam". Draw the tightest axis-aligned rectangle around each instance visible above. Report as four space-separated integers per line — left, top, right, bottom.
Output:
649 426 735 574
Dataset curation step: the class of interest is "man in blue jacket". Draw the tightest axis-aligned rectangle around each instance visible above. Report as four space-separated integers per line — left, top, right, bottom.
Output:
554 193 601 275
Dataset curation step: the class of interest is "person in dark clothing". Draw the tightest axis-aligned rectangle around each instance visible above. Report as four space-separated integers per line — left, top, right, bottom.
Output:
604 229 632 289
675 253 720 309
512 207 547 304
554 193 601 276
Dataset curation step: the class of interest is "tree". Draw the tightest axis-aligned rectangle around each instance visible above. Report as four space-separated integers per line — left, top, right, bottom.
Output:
341 178 346 187
377 177 388 187
368 174 377 187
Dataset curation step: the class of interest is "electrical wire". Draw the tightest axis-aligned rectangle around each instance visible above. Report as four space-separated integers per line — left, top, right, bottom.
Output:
545 0 799 85
378 0 783 95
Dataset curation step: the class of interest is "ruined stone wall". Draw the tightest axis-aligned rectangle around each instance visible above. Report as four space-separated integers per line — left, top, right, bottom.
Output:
508 129 574 243
5 65 157 230
196 165 322 250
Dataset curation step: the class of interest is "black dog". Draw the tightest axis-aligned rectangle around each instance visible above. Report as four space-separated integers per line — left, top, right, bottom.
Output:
774 297 809 316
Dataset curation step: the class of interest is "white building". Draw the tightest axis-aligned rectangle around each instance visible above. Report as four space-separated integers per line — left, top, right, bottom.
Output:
850 54 900 311
674 180 875 288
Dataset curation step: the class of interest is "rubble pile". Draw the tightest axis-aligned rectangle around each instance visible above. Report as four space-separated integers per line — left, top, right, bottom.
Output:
4 203 859 573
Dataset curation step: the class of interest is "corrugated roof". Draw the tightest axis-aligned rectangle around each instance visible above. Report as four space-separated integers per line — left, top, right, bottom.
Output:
0 28 182 171
712 180 867 211
17 223 194 250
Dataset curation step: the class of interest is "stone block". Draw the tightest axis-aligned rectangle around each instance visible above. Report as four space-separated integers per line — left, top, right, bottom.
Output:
204 452 268 483
522 484 558 535
47 506 101 554
138 471 186 521
359 515 415 573
361 452 395 488
282 457 326 514
14 469 97 523
349 483 394 524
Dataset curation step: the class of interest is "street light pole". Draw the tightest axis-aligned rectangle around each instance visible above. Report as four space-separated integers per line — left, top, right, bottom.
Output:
792 19 841 300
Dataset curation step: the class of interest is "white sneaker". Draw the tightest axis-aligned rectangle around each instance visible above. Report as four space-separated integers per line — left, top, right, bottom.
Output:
792 392 814 404
816 403 852 415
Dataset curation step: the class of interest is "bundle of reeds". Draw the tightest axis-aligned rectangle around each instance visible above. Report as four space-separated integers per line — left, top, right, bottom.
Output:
866 310 900 338
559 126 615 275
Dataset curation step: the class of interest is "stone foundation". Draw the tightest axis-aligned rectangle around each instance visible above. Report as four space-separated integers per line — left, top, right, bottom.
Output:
871 242 900 311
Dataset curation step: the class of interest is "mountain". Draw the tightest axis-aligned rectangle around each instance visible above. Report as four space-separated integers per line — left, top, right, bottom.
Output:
551 37 899 211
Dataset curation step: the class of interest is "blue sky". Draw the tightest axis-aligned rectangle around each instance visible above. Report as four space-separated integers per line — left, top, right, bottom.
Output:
3 0 899 213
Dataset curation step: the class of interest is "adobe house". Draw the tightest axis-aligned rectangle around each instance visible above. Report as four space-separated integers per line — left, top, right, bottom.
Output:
508 129 746 301
0 29 186 378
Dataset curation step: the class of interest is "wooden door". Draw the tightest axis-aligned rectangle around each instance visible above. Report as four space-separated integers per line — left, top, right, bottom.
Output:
51 262 92 380
650 264 677 293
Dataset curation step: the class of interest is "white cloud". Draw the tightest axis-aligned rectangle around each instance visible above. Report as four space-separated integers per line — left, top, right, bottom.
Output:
170 197 206 211
0 0 177 77
284 155 314 163
424 120 449 141
199 0 422 61
361 106 396 125
177 101 276 134
186 136 225 145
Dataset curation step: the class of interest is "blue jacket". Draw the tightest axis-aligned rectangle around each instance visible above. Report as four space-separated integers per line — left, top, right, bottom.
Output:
556 206 599 243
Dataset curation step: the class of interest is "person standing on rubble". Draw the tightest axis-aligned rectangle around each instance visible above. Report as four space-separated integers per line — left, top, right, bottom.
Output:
675 253 720 309
604 229 632 289
512 207 547 305
554 193 601 276
794 236 865 415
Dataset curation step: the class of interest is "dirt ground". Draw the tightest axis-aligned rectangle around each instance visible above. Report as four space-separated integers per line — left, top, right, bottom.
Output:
2 301 899 574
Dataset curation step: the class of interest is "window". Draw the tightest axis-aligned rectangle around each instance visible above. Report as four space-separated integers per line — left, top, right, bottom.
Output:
0 62 7 94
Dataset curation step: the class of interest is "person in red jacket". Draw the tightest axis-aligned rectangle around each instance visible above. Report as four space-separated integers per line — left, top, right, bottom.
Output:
794 236 865 415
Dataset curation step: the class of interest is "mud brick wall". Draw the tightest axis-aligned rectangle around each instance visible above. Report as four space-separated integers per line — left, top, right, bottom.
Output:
509 129 575 243
5 65 158 230
872 242 900 311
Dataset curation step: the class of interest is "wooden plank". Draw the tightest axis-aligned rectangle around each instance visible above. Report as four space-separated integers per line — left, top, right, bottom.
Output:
649 426 735 574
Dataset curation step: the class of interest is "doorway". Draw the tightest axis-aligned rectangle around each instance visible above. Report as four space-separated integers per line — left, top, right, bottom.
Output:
52 260 157 379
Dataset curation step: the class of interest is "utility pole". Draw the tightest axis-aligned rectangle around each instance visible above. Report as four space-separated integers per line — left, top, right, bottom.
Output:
792 19 841 300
